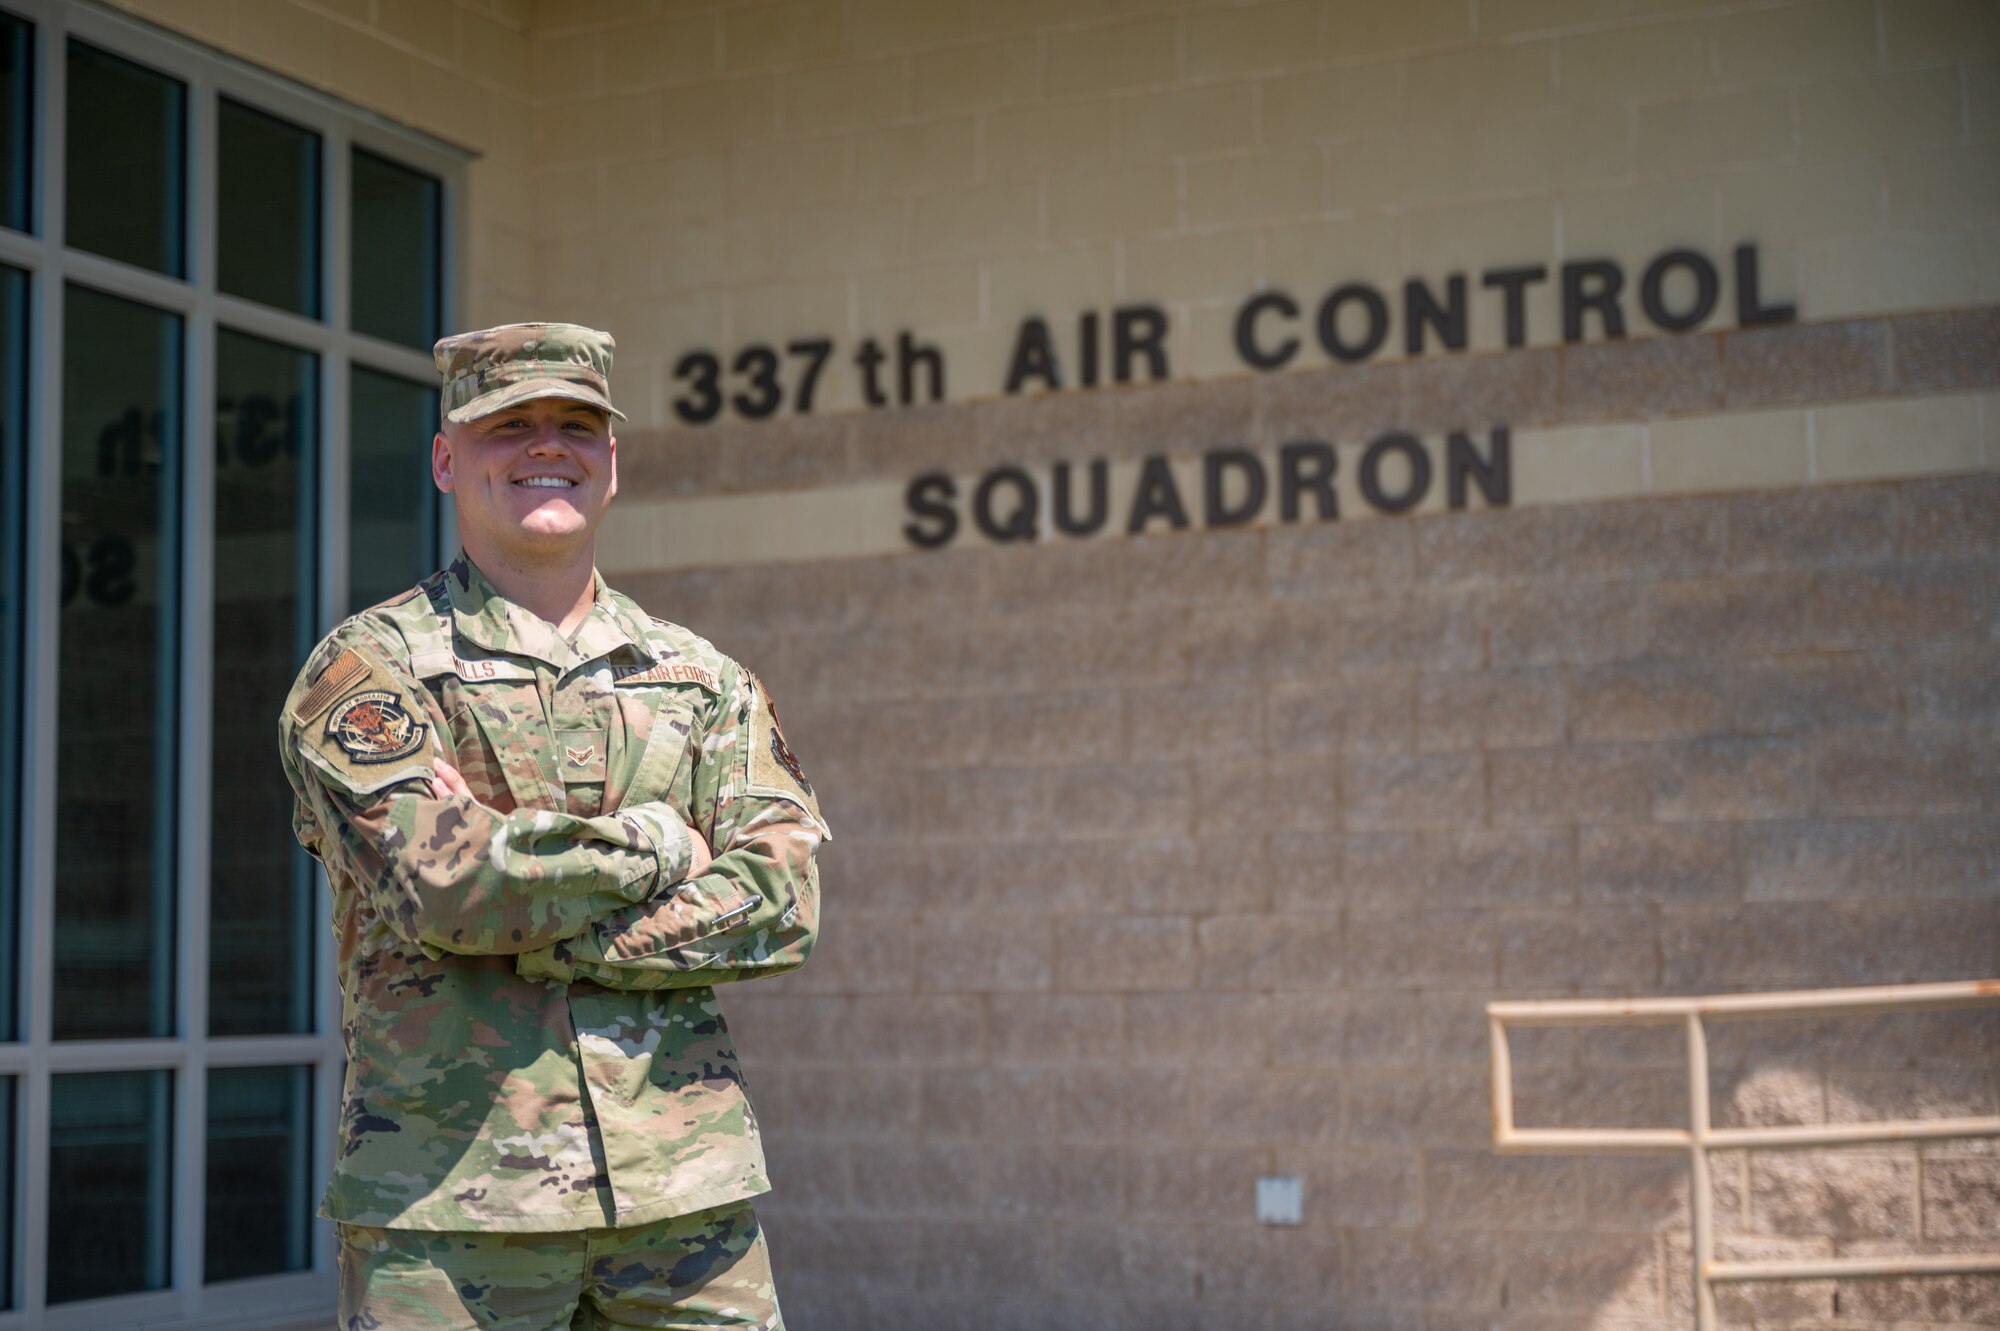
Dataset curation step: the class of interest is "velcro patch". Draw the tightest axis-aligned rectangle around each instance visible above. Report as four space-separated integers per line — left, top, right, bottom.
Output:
292 650 369 724
745 674 826 834
326 690 429 764
614 660 720 692
295 647 438 798
408 648 538 681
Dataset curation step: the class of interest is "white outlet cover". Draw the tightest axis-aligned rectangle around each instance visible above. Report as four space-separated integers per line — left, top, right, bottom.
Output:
1256 1175 1303 1225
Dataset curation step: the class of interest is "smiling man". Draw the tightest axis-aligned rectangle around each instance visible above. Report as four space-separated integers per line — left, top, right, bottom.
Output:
279 323 826 1330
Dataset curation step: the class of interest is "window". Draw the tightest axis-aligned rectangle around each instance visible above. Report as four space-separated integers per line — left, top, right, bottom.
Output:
0 3 463 1323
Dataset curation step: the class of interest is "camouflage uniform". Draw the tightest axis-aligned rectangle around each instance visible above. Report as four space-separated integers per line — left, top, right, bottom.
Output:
281 323 824 1329
338 1205 778 1331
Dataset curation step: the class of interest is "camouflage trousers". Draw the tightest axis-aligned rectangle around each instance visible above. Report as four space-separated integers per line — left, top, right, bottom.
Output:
337 1202 782 1331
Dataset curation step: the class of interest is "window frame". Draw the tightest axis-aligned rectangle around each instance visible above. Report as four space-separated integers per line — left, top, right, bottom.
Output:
0 2 466 1325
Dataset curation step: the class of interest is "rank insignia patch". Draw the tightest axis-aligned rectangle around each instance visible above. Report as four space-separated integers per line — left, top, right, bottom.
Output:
565 744 598 769
326 690 429 764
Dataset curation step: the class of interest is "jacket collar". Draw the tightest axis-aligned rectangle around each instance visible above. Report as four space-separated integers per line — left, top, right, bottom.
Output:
444 552 651 670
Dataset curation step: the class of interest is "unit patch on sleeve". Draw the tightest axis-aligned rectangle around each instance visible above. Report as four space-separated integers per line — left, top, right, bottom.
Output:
745 673 826 833
326 690 430 764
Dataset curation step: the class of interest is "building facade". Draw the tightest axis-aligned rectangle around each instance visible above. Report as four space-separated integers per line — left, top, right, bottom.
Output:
0 0 1995 1326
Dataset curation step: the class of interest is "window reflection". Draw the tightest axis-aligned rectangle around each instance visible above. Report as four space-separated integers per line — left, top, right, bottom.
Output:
0 265 23 1045
218 100 320 317
350 147 440 348
55 285 181 1040
349 366 439 612
66 40 184 276
205 1065 311 1283
0 14 29 233
210 331 317 1036
50 1070 172 1303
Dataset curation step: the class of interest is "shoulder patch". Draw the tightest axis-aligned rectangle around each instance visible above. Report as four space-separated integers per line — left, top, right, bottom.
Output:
293 645 438 798
292 650 370 724
744 673 827 834
614 660 720 692
326 690 429 764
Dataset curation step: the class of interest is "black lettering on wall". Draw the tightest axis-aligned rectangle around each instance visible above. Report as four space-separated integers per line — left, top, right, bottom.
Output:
1203 448 1268 526
671 351 724 425
1114 305 1170 383
1279 440 1338 522
1640 249 1719 332
1127 456 1189 533
1315 284 1389 363
898 331 945 406
1235 291 1301 370
1735 243 1796 327
903 472 959 549
1005 317 1062 394
1446 426 1511 509
1079 310 1101 388
786 339 834 412
974 466 1038 541
1359 431 1431 514
1404 274 1468 355
731 344 783 419
1480 265 1547 348
1561 260 1626 342
1053 459 1109 537
855 338 890 408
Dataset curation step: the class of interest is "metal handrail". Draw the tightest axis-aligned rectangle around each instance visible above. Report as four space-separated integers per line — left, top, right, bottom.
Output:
1488 979 2000 1329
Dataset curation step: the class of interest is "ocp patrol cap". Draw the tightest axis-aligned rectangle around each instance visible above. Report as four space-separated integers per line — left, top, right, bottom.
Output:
432 321 627 425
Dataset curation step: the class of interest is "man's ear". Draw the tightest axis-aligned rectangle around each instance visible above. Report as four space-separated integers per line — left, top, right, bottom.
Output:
431 431 455 492
605 432 618 505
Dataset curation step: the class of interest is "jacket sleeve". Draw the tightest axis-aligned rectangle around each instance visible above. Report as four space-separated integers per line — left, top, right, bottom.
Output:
281 632 696 956
516 657 826 989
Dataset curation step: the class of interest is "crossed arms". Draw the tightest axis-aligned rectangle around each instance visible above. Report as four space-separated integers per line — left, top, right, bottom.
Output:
282 650 823 991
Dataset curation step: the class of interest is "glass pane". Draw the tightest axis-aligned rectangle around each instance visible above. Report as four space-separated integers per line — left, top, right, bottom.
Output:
65 40 184 276
205 1065 312 1283
0 1078 13 1305
349 366 438 612
49 1070 172 1303
350 147 439 348
0 266 23 1044
218 99 320 317
210 331 317 1036
0 13 29 233
55 285 181 1040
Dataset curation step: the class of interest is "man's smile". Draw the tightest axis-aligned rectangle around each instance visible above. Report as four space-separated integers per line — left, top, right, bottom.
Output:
515 476 578 488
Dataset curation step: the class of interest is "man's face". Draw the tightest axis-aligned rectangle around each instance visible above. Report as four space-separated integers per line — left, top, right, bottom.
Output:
432 396 618 563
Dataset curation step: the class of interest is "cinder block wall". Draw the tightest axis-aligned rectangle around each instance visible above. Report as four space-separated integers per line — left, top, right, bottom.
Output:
621 388 1999 1330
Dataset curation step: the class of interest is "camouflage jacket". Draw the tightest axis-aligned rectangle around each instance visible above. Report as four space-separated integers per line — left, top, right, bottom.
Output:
278 554 826 1232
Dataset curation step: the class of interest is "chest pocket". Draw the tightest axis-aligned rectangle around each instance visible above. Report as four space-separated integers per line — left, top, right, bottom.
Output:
418 655 557 813
606 681 710 817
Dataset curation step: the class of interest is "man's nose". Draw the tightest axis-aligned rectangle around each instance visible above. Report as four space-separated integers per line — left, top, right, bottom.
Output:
524 423 573 454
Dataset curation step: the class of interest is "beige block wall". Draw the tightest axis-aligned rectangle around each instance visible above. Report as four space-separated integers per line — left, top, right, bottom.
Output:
512 0 1998 425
